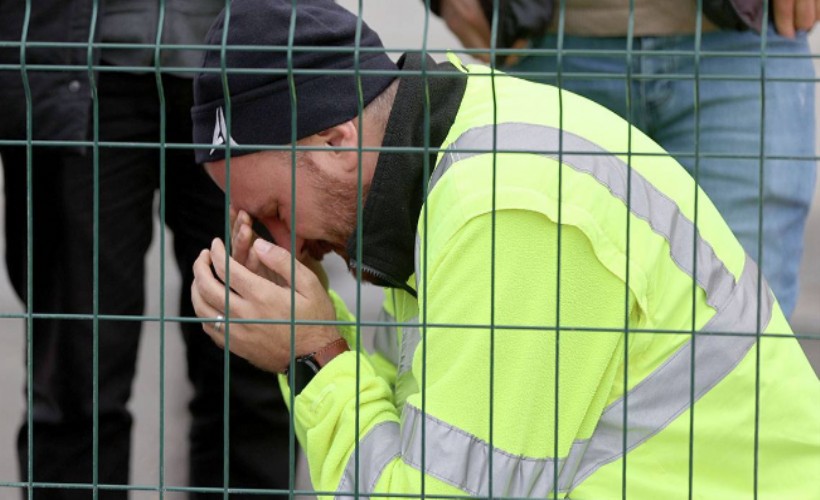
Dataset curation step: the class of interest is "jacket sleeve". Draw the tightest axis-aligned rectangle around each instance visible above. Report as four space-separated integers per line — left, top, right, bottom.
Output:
293 209 630 498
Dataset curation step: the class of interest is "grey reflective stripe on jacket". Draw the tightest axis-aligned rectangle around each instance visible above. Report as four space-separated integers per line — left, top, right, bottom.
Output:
372 306 419 380
417 123 736 312
372 307 400 366
337 421 402 496
336 122 770 498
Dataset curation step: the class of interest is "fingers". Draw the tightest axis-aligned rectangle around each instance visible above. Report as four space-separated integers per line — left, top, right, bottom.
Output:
440 0 492 59
774 0 819 37
247 245 290 287
231 209 255 265
252 238 322 297
774 0 796 37
192 243 249 319
456 0 492 45
230 208 250 244
795 0 816 31
191 249 228 348
502 38 529 67
472 51 491 63
232 219 254 265
209 237 277 302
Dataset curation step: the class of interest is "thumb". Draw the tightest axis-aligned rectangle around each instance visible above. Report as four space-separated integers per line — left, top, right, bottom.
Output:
253 238 321 296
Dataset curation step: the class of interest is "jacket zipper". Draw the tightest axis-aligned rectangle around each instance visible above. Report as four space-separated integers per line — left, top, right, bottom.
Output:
348 260 417 297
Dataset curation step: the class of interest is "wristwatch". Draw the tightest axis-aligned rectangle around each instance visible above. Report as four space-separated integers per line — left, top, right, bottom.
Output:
286 337 350 396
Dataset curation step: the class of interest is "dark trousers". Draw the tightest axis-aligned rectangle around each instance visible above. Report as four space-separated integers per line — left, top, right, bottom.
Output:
2 72 292 499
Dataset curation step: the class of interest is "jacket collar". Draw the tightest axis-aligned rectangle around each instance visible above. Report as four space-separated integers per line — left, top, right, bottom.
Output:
345 53 467 294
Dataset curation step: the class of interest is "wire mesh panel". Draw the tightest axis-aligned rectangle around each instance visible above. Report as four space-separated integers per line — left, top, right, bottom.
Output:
0 1 819 499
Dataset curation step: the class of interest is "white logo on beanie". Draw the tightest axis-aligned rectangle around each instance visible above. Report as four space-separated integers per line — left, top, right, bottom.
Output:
210 106 239 156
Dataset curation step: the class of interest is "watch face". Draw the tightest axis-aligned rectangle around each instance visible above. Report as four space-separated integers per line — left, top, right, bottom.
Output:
300 356 321 373
291 356 320 395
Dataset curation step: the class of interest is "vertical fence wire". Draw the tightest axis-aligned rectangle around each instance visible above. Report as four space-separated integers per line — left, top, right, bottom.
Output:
488 2 500 500
85 2 101 498
285 2 300 499
754 2 772 497
552 1 567 497
353 3 365 500
420 3 431 498
621 1 636 497
689 3 705 499
19 1 33 498
218 1 234 497
152 1 168 497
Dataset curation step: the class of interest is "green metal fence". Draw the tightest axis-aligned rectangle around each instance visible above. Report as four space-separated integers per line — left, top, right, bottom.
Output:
0 0 818 498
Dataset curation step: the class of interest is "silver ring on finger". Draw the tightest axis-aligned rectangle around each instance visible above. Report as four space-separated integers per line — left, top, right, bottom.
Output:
214 314 224 334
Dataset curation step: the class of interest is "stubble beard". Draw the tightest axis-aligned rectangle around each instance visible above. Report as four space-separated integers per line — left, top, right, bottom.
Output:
302 154 370 265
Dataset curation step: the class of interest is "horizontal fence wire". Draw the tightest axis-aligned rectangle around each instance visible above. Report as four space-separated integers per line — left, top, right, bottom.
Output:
0 0 817 498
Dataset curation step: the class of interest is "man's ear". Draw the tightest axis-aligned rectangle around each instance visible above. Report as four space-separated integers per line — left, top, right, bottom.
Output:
316 120 360 172
317 120 358 146
203 160 227 190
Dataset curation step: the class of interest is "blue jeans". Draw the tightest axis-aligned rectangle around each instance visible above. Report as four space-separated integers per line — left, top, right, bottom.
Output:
512 25 817 318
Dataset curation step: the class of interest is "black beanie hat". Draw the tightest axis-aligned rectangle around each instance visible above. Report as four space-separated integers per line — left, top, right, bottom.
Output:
192 0 398 163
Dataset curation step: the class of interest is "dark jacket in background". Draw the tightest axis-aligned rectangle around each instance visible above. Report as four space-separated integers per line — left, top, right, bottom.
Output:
0 0 221 146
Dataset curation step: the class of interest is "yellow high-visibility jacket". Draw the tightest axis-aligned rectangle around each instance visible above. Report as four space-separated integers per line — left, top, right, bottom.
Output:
290 54 820 499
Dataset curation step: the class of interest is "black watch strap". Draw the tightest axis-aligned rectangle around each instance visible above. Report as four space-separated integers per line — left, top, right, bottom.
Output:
287 337 349 395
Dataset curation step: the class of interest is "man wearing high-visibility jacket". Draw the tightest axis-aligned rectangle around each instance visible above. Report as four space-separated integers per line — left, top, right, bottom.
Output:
189 0 820 498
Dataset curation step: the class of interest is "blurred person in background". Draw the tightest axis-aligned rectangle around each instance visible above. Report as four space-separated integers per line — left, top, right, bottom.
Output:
432 0 818 319
0 1 292 498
